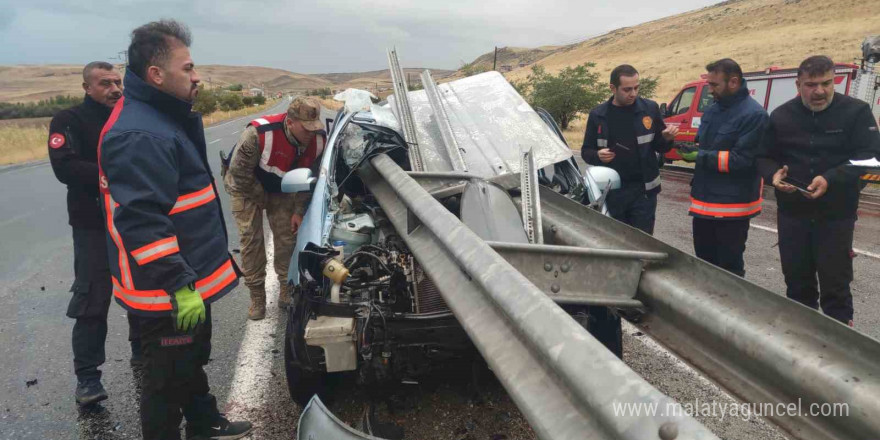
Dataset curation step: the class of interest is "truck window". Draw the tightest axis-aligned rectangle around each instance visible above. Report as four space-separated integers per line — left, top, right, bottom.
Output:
697 85 713 113
673 87 697 115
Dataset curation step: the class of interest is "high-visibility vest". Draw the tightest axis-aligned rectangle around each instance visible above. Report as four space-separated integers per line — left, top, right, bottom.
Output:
249 113 325 193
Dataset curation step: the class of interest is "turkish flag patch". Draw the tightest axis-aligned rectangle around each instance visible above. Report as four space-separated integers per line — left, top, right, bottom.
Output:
49 133 66 149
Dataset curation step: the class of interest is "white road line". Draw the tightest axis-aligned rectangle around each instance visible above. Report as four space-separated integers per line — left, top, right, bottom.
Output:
225 232 282 425
209 139 221 144
750 223 880 260
232 130 241 135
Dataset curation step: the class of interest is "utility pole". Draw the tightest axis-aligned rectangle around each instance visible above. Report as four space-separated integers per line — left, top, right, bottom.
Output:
493 46 498 71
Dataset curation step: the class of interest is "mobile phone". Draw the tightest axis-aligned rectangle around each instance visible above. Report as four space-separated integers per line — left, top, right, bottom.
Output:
781 176 813 194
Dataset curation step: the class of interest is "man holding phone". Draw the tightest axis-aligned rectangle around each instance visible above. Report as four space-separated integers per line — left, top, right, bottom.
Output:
582 64 678 234
757 55 880 326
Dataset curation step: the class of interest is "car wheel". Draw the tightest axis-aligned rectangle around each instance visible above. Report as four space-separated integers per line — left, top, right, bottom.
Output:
284 304 327 407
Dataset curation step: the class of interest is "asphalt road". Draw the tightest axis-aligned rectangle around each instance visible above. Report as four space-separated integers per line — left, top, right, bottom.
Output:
2 111 879 440
0 97 292 440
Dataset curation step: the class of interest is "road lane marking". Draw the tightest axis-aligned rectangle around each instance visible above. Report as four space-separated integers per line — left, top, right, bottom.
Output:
232 130 241 135
750 223 880 260
209 139 221 144
225 232 282 427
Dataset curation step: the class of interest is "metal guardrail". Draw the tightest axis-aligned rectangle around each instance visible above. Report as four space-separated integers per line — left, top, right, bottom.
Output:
420 69 468 172
387 48 423 171
359 153 720 440
538 186 880 440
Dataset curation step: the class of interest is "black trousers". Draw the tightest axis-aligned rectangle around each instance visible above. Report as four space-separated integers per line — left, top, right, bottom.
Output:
606 184 657 235
69 227 138 381
131 306 219 440
692 217 750 277
778 213 855 323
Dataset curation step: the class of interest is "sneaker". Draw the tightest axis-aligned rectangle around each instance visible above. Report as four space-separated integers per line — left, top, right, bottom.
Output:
75 379 108 406
187 415 253 440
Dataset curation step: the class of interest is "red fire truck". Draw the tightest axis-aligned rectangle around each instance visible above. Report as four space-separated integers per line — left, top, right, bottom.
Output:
661 47 880 184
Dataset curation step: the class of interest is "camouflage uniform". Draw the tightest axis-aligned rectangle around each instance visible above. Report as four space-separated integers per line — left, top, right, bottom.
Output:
223 123 311 318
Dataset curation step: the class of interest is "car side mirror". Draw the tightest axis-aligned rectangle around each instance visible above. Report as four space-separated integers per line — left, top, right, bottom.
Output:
281 168 317 193
660 103 668 117
584 166 622 192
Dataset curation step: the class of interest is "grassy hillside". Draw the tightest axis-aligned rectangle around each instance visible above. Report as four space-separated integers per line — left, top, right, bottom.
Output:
0 65 453 104
499 0 880 104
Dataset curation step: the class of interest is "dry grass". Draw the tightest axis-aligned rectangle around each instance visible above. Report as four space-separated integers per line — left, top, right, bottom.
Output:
201 99 280 126
0 99 281 166
316 97 343 111
562 116 587 151
0 124 48 165
505 0 880 104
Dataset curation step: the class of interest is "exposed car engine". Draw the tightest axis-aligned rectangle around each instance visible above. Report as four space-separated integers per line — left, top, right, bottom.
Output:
285 120 473 405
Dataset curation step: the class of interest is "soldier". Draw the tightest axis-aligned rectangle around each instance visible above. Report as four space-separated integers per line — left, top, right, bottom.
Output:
48 61 141 406
223 97 326 320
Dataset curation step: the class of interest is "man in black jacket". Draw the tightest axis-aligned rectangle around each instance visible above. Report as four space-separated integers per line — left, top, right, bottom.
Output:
49 61 140 406
582 64 678 234
757 55 880 326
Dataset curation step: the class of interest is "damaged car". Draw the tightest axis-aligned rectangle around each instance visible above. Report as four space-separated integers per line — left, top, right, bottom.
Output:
281 69 625 438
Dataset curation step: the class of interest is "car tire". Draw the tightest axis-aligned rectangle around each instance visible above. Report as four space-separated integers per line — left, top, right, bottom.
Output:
284 304 327 407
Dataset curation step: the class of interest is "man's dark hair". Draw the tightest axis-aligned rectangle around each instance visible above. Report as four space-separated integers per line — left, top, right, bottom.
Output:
610 64 639 87
705 58 743 80
127 19 193 79
798 55 834 78
82 61 114 82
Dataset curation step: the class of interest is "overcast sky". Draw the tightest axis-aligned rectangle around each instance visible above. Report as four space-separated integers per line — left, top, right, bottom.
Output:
0 0 720 73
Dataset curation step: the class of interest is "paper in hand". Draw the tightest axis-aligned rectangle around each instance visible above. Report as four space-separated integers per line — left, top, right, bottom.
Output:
849 158 880 167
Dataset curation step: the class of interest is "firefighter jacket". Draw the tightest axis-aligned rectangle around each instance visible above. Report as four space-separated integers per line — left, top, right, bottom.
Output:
757 93 880 220
582 96 672 195
223 113 325 215
48 95 112 230
98 70 239 316
689 80 768 219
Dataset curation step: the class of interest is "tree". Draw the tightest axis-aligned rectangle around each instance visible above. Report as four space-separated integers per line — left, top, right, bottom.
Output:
638 76 660 100
219 93 244 111
226 83 243 92
253 94 266 105
242 96 254 107
193 86 218 115
518 63 607 130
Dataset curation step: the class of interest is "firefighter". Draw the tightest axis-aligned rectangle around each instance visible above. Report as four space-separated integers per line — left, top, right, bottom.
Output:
757 55 880 326
48 61 142 406
689 58 768 277
98 20 251 439
582 64 678 234
222 97 325 320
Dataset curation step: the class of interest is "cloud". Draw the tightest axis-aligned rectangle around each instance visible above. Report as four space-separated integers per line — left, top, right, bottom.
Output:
1 0 721 72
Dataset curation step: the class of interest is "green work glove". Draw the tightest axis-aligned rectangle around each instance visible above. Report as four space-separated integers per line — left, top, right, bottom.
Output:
677 145 699 162
171 284 205 332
